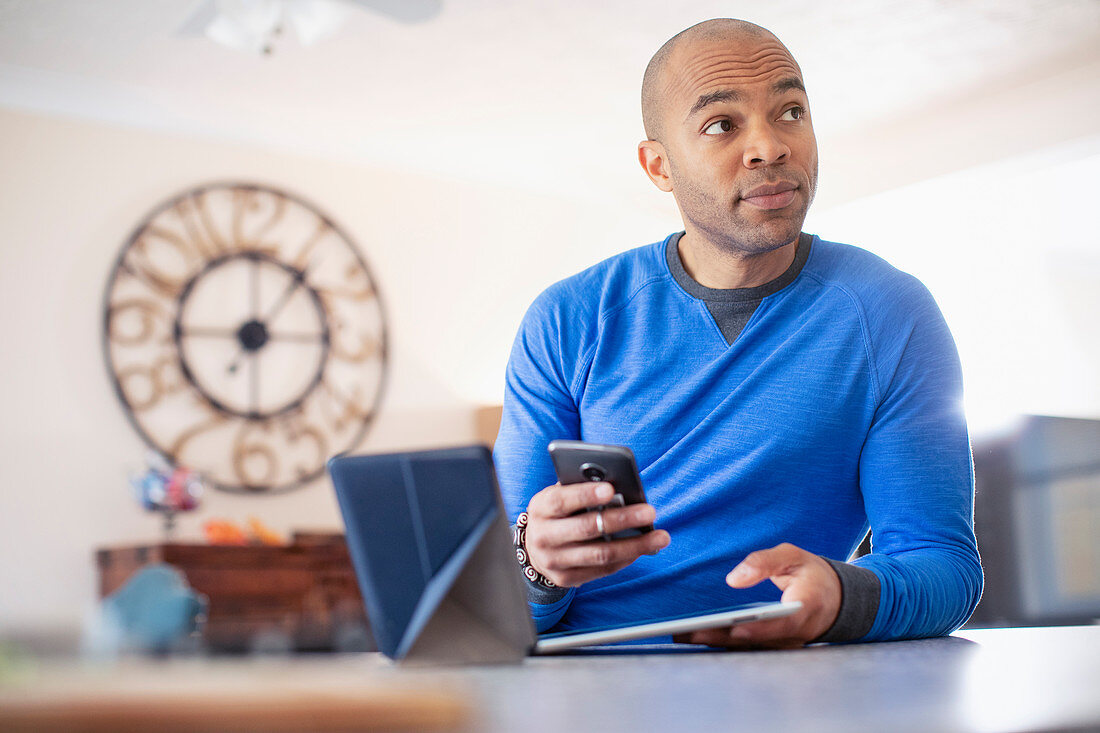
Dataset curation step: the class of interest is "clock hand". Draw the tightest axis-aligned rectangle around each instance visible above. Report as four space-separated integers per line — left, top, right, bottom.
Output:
260 261 316 325
250 346 260 416
227 262 316 375
227 348 248 375
250 253 261 319
224 257 263 375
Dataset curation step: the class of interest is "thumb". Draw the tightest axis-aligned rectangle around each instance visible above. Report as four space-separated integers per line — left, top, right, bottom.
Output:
726 544 802 589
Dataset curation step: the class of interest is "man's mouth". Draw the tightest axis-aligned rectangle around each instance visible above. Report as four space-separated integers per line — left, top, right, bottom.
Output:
740 182 798 210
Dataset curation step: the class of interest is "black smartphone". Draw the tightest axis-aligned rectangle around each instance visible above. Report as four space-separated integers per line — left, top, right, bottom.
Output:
547 440 652 539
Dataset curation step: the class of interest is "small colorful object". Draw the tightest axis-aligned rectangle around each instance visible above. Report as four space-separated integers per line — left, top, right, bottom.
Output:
131 451 205 539
247 516 284 546
202 519 249 546
201 517 284 546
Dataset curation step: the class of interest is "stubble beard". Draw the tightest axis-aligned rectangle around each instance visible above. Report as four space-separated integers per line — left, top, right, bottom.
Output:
670 159 818 259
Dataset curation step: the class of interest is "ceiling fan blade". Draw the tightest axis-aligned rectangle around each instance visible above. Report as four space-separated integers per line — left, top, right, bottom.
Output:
285 0 353 45
176 0 220 37
342 0 442 24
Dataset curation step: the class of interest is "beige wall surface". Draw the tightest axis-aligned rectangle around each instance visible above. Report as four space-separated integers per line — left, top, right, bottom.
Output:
0 107 674 632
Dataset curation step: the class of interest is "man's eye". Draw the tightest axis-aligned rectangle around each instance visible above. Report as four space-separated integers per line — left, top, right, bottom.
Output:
780 106 805 121
702 119 734 135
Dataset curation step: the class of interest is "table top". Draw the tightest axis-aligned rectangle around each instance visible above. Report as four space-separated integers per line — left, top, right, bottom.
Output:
2 625 1098 733
427 625 1100 733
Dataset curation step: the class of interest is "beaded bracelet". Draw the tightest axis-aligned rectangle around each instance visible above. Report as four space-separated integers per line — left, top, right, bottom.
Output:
513 511 558 588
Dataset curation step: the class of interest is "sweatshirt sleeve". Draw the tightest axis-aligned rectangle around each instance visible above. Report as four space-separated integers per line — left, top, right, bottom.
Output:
850 276 984 641
493 285 587 631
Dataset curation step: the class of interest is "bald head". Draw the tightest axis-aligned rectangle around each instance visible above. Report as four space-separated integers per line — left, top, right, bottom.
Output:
641 19 797 141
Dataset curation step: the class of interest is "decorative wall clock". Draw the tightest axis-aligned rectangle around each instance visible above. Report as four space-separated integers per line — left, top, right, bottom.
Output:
103 183 388 493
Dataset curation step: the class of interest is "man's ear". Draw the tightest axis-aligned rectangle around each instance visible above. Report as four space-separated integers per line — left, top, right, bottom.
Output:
638 140 673 192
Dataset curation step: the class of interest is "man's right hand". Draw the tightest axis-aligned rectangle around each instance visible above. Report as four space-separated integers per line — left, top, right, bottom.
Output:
524 481 671 587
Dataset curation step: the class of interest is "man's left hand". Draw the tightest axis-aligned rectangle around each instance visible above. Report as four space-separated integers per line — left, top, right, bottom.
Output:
674 543 841 649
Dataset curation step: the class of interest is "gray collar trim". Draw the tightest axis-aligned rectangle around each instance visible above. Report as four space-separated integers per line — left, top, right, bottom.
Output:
665 231 812 303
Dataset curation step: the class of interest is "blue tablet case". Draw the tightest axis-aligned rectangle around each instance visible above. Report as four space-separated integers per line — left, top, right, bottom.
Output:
328 445 537 663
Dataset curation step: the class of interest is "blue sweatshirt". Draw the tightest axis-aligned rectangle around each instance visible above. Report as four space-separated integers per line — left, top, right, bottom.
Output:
494 233 983 642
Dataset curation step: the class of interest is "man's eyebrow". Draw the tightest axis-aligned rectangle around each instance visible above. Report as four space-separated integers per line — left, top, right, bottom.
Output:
772 77 806 95
685 78 807 120
686 89 743 119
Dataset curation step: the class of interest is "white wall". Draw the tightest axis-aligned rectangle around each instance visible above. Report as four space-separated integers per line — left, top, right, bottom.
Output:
807 135 1100 436
0 107 675 632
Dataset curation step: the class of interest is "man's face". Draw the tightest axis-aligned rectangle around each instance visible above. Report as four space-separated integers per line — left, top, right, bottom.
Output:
654 35 818 256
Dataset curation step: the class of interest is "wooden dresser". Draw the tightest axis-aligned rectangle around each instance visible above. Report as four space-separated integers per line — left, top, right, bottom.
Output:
96 533 373 652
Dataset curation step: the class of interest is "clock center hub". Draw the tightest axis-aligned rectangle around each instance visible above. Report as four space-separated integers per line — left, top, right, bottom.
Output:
237 319 269 351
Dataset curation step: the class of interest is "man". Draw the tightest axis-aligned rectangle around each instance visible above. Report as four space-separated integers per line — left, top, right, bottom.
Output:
493 18 982 648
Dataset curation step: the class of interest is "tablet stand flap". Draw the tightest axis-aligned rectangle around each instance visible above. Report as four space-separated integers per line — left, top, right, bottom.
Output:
400 510 536 664
330 446 537 664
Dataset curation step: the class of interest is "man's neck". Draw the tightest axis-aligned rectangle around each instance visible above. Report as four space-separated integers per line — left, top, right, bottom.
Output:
677 231 799 290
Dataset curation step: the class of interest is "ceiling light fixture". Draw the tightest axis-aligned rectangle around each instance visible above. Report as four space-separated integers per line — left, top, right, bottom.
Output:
178 0 442 55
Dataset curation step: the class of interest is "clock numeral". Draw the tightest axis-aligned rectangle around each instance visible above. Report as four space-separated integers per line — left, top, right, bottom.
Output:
172 197 220 261
116 357 185 411
317 380 373 433
188 190 230 256
279 412 328 480
231 188 288 252
232 422 279 490
319 278 383 363
231 188 257 250
290 220 334 271
106 298 171 346
330 328 383 364
316 263 377 302
123 231 198 299
169 401 230 462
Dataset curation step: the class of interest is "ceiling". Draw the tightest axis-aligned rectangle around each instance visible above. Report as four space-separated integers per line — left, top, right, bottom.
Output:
1 0 1098 210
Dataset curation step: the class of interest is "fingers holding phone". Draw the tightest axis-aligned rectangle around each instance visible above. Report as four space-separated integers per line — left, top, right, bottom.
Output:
525 481 669 587
529 482 658 544
522 441 670 587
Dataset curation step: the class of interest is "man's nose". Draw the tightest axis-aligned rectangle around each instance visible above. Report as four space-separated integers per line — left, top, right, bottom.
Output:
742 121 790 167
